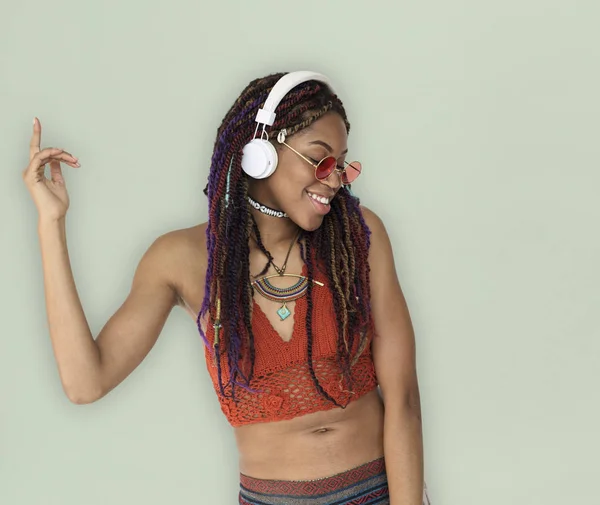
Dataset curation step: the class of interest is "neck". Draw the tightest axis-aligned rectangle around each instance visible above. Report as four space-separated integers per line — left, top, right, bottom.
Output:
247 183 300 247
250 207 300 248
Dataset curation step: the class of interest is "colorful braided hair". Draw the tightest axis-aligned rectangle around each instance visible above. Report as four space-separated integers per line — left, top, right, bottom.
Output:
197 72 373 407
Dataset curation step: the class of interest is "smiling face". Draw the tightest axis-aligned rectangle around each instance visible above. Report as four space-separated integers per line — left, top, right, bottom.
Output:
248 111 350 231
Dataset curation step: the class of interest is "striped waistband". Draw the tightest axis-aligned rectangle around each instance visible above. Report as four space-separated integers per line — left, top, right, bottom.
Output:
239 457 389 505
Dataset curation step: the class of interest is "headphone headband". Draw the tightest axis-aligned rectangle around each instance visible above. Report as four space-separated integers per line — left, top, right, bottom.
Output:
254 71 335 126
241 70 335 179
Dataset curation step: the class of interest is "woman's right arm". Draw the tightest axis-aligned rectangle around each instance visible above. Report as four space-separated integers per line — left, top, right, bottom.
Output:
25 118 178 404
38 221 178 404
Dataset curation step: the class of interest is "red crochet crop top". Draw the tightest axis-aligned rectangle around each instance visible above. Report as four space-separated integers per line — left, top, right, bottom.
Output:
202 265 379 427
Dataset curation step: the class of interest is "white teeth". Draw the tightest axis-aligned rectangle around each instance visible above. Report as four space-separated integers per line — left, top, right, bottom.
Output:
307 192 330 205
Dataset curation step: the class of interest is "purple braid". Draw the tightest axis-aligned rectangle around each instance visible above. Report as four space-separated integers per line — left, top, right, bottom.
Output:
199 72 373 403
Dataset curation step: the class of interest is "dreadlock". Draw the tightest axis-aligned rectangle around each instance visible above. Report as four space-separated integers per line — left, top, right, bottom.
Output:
196 72 373 406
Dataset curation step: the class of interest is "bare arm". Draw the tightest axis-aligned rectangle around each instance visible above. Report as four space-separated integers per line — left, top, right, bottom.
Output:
361 206 424 505
38 221 178 404
24 118 179 404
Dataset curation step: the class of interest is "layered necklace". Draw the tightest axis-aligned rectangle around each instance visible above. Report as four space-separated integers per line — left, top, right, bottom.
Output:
250 227 323 321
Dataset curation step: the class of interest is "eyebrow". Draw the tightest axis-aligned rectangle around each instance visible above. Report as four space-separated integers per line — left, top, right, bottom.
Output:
308 140 348 155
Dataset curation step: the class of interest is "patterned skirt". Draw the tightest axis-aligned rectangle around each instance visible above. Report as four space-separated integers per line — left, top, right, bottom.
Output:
238 457 431 505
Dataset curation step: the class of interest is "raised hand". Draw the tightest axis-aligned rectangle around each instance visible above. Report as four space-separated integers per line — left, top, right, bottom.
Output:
22 118 81 223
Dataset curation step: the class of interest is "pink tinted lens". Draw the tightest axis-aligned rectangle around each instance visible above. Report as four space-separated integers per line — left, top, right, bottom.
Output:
342 161 362 184
315 156 337 180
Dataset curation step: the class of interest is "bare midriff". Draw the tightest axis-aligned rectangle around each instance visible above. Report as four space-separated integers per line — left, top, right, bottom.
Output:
234 388 385 480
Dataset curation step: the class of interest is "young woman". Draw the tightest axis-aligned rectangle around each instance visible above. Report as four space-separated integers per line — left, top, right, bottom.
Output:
23 71 431 504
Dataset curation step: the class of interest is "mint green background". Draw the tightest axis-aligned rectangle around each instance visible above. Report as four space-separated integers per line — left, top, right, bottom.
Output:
1 1 598 503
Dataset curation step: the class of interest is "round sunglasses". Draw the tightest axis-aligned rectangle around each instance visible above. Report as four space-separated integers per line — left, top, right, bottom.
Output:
279 140 362 185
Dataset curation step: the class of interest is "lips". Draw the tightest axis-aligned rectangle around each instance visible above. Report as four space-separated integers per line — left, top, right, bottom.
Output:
307 191 333 205
306 191 332 215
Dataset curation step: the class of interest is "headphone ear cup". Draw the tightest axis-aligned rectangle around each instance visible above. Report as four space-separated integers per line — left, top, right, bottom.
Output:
241 139 278 179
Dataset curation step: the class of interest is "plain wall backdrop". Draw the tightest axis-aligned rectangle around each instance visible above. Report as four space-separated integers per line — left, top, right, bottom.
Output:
1 1 598 504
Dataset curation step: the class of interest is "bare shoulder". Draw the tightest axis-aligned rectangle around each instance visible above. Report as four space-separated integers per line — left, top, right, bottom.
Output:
154 222 208 266
144 222 208 302
359 205 385 229
357 204 401 298
358 205 391 255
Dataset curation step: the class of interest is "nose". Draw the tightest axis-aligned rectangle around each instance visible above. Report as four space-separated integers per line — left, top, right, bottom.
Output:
320 169 343 192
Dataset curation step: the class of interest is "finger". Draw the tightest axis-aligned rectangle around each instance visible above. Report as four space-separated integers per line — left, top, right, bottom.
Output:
32 148 79 165
49 160 65 184
57 149 78 162
40 147 79 162
26 149 75 177
29 148 64 170
26 153 80 184
23 154 78 182
30 117 42 161
46 148 78 163
34 152 80 168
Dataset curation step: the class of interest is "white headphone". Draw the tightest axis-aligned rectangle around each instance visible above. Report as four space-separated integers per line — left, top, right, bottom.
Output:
240 71 335 179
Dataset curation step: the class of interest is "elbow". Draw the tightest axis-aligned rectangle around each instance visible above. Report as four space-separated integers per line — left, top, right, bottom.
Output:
384 399 423 426
406 385 422 419
67 393 97 405
64 385 105 405
382 384 422 421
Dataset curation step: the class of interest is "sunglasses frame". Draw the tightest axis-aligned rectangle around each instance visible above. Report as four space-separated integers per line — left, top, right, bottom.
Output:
275 130 361 185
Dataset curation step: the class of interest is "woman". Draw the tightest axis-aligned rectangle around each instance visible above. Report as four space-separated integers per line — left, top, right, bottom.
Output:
23 71 431 504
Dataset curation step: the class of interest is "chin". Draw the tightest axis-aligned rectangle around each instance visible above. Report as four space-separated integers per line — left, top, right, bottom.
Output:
288 197 331 232
294 216 325 233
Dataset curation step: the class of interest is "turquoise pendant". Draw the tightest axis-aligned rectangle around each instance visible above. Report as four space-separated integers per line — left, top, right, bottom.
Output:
277 304 291 321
